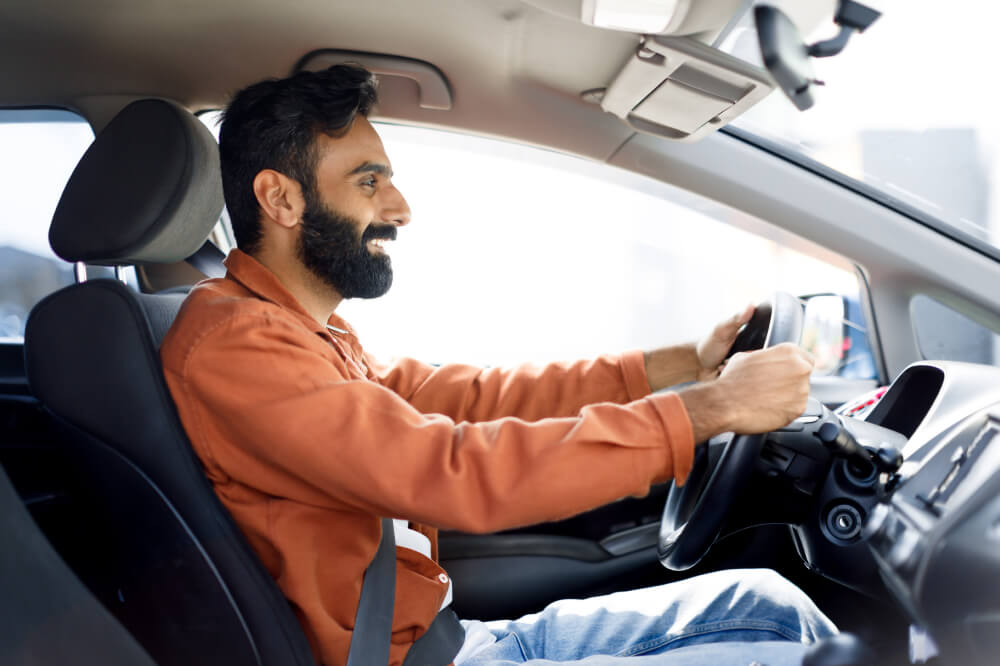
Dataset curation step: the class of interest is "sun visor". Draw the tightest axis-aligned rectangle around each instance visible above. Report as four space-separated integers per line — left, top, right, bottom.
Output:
600 36 773 141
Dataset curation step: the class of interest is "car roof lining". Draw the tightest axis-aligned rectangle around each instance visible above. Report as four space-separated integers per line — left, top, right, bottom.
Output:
10 0 1000 379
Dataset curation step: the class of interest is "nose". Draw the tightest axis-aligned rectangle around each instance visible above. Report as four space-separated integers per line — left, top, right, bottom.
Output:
381 183 411 227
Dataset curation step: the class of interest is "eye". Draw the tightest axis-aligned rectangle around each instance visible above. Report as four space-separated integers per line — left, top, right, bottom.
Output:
359 175 377 189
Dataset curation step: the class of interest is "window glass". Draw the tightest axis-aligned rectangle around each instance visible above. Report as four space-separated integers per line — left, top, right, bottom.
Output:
723 0 1000 251
196 111 235 253
196 113 870 374
333 123 867 373
911 295 1000 365
0 109 94 341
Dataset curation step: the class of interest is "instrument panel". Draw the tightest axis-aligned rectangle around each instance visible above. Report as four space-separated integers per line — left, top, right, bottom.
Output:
859 362 1000 665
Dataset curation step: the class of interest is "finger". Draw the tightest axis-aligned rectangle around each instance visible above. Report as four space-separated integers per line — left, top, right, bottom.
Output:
782 343 814 365
716 306 752 340
774 342 805 356
728 351 748 364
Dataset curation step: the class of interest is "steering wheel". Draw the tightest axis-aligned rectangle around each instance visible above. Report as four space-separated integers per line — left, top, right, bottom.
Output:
658 292 804 571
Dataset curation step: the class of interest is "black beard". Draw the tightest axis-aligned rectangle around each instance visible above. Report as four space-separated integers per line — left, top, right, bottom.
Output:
296 189 395 299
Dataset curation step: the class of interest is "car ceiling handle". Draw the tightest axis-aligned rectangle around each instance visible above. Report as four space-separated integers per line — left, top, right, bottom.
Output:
294 49 453 111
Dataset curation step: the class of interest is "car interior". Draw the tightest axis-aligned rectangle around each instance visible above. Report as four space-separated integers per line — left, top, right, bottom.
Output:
2 1 1000 665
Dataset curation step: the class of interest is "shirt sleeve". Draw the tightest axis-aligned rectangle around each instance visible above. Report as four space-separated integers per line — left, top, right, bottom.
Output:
365 351 652 422
169 313 694 534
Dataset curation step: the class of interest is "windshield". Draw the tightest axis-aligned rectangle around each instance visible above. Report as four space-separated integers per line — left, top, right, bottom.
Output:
721 0 999 252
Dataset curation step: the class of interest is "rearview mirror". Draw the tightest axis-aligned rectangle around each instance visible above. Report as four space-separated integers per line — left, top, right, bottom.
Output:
755 5 817 110
755 1 881 111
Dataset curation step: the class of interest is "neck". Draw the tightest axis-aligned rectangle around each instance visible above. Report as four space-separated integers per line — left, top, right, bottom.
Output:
252 246 342 327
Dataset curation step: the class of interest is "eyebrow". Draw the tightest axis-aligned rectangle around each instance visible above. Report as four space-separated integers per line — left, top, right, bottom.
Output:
348 161 393 178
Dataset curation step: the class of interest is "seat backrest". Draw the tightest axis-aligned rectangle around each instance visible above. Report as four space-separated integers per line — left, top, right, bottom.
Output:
0 460 158 666
23 99 316 666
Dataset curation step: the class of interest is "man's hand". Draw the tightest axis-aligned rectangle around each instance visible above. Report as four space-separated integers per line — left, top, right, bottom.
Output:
677 343 814 442
695 304 755 381
643 305 755 391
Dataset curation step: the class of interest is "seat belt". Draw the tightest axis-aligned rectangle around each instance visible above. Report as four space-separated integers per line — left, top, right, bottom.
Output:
346 518 396 666
347 518 466 666
402 607 465 666
185 240 227 278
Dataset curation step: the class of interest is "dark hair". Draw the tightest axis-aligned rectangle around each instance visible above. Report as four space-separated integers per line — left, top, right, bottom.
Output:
219 64 378 254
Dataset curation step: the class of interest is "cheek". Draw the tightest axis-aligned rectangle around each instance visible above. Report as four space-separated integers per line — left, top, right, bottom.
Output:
321 183 374 224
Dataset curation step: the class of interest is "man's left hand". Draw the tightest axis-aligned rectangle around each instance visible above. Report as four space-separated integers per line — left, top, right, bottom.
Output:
695 304 755 381
642 305 755 392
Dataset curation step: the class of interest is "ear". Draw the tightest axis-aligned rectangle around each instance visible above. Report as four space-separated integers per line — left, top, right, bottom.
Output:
252 169 305 230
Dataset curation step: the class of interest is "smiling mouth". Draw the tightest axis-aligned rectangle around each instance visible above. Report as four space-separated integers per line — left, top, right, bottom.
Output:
367 237 392 254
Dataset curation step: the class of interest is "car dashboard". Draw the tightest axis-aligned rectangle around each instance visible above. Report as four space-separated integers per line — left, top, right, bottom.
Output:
860 361 1000 665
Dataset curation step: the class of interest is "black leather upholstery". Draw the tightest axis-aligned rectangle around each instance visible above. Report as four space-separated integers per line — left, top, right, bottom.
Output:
0 461 157 666
49 99 223 266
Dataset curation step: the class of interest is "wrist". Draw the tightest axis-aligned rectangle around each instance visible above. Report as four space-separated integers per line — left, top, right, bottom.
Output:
644 343 701 392
677 381 735 442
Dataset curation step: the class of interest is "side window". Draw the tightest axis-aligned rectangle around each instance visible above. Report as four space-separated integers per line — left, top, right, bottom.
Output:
911 295 1000 365
332 123 874 378
196 111 236 254
0 109 94 341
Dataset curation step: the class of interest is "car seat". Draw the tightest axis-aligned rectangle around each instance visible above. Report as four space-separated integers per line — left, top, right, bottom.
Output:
23 99 317 666
0 459 159 666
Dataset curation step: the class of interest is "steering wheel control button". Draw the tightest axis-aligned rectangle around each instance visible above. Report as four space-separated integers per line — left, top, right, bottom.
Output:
825 503 863 542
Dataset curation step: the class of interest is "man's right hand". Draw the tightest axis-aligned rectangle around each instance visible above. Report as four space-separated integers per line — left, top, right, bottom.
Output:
677 343 814 443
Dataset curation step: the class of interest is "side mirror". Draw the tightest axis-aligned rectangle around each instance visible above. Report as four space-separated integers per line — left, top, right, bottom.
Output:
801 294 847 376
800 293 878 380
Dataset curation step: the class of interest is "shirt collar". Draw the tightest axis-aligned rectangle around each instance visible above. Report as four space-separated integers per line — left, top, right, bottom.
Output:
224 249 356 338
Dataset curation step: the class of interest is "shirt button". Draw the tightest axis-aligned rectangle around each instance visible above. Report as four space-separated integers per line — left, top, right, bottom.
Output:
437 573 449 584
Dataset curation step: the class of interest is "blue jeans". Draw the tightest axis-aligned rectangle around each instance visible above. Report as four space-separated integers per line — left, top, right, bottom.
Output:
455 568 837 665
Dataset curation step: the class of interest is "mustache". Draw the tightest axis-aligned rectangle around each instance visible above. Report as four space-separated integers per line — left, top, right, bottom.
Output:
362 224 397 243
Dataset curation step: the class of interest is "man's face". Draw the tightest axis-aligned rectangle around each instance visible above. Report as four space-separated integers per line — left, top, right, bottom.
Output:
296 118 411 299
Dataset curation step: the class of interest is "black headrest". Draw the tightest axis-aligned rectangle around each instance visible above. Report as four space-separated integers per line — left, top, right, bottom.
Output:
49 99 223 266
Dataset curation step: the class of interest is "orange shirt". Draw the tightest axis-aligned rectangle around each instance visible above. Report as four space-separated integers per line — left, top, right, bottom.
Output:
160 249 695 666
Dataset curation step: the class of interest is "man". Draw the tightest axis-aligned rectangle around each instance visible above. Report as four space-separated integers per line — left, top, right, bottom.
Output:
161 65 834 665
